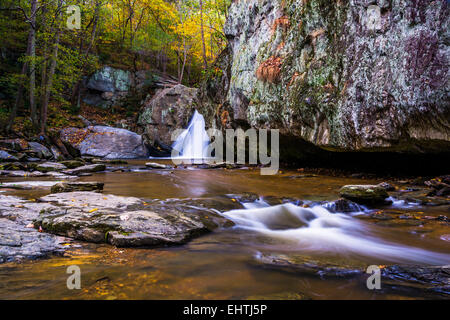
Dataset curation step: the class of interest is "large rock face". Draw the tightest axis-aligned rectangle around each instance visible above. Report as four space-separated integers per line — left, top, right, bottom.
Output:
60 126 148 159
87 66 131 93
199 0 450 154
137 84 199 151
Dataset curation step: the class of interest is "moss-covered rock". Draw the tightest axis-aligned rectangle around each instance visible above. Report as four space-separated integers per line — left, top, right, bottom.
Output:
59 160 85 169
50 182 104 193
199 0 450 156
34 192 234 248
339 185 389 205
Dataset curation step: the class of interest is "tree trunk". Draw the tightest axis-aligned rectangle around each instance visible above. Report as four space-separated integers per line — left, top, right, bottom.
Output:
199 0 208 69
6 14 34 133
71 0 100 110
29 0 38 127
40 28 61 134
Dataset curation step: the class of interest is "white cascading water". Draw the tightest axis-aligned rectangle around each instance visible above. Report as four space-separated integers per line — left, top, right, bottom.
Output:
172 110 210 161
222 202 450 265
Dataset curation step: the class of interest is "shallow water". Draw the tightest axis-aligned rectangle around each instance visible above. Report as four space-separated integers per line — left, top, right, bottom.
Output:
1 161 449 300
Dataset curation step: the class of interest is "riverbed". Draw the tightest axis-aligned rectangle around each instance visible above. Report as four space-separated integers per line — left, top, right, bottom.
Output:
0 161 449 299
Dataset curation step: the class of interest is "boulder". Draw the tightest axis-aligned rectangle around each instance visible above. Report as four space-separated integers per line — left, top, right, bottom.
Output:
28 142 52 159
137 84 199 150
51 182 104 193
34 192 233 247
339 185 390 205
254 253 449 298
86 66 131 93
62 163 105 175
60 126 148 159
35 162 67 173
0 150 18 162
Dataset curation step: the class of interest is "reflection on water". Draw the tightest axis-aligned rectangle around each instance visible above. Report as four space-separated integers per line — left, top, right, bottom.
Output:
0 162 449 300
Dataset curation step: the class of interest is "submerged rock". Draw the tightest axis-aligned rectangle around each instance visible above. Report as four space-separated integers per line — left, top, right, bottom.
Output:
381 265 450 297
254 253 364 278
34 192 233 247
50 182 104 193
339 185 390 205
254 253 449 298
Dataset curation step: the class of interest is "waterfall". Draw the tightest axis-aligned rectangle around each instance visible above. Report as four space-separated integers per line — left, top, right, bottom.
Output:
172 110 210 161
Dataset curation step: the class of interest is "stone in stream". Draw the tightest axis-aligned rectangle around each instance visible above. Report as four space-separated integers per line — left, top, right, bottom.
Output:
59 160 85 169
377 182 396 192
323 198 365 213
339 185 390 205
51 182 104 193
34 192 233 247
0 162 26 171
62 163 106 175
145 162 171 169
92 159 128 165
35 162 67 173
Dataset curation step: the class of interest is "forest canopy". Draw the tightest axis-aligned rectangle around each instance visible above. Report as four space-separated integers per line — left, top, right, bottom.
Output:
0 0 230 134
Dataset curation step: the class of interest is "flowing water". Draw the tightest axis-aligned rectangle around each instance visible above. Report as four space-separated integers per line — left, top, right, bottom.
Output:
171 110 211 161
1 163 449 300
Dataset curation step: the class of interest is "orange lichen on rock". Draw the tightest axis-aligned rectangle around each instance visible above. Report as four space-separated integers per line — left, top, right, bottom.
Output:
256 56 283 83
272 16 290 32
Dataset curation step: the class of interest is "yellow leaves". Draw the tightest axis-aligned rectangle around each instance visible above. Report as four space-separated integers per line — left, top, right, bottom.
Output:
88 208 99 213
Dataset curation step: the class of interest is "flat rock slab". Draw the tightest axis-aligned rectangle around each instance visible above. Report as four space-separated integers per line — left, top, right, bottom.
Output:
0 218 63 263
0 195 64 263
63 164 106 175
35 192 233 247
35 162 67 172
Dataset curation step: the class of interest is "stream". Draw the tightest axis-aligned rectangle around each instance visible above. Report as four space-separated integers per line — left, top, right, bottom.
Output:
0 161 449 299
